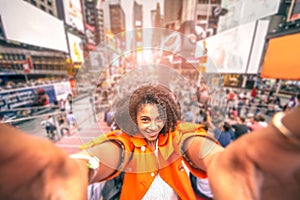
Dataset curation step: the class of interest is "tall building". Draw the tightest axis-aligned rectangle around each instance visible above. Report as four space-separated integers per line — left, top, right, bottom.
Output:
82 0 98 54
151 2 163 28
109 4 126 35
81 0 107 75
95 6 105 45
133 0 143 49
23 0 58 17
133 1 143 29
151 3 163 47
163 0 182 29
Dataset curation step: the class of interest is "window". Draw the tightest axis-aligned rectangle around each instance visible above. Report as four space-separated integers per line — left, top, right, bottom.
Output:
47 0 52 6
31 0 37 6
40 5 46 11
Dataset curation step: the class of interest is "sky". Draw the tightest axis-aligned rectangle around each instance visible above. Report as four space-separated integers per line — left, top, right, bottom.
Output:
121 0 164 30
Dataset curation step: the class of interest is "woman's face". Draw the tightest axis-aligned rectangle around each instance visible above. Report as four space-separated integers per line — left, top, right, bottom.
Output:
136 104 165 142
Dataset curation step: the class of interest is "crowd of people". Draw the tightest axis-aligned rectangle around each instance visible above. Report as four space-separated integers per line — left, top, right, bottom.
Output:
1 63 300 199
92 68 300 200
1 78 300 199
40 93 78 140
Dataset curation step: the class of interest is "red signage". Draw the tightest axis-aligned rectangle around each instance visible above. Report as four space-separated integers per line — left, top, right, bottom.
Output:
288 0 300 21
23 61 30 73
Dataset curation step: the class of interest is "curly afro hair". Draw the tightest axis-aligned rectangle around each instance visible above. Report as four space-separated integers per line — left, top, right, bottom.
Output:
114 84 181 135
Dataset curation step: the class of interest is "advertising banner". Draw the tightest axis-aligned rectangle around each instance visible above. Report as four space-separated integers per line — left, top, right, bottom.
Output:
196 21 256 74
54 82 72 101
0 82 71 119
218 0 280 33
67 32 84 65
63 0 84 32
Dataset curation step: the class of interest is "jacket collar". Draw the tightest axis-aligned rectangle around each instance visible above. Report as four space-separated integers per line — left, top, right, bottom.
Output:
130 132 169 148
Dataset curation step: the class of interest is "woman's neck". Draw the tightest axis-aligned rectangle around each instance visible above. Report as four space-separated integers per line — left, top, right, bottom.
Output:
147 140 157 151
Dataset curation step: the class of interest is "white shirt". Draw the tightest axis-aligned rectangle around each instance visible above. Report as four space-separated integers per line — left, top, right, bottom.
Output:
142 174 179 200
142 141 178 200
197 178 214 198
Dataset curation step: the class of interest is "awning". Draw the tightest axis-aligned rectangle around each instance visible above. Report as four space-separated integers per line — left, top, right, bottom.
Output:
261 33 300 80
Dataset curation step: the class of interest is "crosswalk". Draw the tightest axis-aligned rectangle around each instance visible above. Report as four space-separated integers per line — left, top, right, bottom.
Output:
55 114 111 154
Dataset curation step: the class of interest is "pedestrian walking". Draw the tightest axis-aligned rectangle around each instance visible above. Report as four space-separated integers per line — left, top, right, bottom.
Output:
66 111 78 133
41 115 56 140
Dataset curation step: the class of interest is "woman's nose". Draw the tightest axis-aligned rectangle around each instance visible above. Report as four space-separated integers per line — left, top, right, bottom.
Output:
149 121 158 130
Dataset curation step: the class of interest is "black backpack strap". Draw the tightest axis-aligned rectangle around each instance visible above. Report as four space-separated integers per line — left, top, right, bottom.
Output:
101 146 135 200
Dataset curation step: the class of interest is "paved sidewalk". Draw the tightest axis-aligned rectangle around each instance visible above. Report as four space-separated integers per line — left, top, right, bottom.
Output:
55 114 111 154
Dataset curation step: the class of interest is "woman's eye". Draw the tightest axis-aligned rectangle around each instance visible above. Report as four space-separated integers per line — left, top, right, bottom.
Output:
140 117 149 122
156 117 164 122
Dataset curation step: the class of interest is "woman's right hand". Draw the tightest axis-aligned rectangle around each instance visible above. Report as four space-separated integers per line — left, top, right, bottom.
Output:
0 124 90 200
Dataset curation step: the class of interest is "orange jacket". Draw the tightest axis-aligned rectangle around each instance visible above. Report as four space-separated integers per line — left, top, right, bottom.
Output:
81 123 214 200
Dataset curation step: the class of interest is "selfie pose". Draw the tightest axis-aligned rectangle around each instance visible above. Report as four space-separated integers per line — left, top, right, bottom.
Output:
0 84 300 200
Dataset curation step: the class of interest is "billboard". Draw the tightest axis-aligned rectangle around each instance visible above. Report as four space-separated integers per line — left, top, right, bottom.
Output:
0 0 68 52
67 32 84 64
196 21 256 74
217 0 280 33
262 33 300 80
63 0 84 32
0 82 72 118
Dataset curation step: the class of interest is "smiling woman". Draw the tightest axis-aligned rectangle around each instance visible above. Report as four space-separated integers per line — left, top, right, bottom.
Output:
78 83 221 200
1 84 300 200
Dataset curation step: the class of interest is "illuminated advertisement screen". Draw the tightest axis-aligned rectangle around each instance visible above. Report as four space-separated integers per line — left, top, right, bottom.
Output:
63 0 84 32
67 32 84 64
262 33 300 80
196 21 256 74
0 0 68 52
218 0 280 33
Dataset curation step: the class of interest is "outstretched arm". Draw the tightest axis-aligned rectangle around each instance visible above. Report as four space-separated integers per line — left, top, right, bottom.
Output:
79 140 123 182
0 124 89 200
207 107 300 200
182 106 300 199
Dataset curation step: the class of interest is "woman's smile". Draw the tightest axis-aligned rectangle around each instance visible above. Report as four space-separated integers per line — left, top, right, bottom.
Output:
137 104 165 143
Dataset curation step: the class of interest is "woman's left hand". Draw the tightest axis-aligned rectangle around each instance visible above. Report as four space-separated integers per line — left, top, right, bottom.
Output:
207 125 300 200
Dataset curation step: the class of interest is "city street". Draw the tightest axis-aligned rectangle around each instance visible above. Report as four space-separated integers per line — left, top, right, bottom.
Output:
55 113 111 155
16 89 291 155
54 94 111 154
1 1 300 199
17 94 111 154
